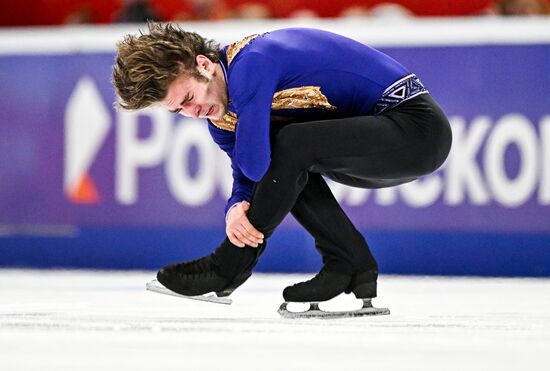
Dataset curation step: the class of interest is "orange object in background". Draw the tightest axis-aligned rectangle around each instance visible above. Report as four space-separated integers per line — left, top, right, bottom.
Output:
68 174 100 204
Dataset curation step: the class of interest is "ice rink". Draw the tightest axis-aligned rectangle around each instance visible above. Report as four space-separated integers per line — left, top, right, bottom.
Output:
1 270 549 371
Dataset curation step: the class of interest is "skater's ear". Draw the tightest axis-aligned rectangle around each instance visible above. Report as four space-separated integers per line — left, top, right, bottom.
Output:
195 55 215 78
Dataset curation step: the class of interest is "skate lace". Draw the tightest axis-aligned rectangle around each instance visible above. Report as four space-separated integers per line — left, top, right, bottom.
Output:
302 268 329 285
176 256 215 279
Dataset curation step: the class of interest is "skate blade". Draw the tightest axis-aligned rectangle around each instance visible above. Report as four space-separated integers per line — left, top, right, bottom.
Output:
146 279 232 305
277 299 390 319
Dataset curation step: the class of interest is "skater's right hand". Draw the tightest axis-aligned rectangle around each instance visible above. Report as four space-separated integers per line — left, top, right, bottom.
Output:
226 201 264 248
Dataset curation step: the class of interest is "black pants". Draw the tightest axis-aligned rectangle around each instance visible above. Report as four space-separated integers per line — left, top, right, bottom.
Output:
212 93 452 279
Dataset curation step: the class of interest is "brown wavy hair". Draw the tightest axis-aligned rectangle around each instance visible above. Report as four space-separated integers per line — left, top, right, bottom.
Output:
112 22 221 110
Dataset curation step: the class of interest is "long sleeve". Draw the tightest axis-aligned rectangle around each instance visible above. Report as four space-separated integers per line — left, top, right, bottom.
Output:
207 122 255 215
228 52 281 182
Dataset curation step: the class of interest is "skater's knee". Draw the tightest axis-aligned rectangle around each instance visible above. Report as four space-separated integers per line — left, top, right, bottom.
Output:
421 132 452 176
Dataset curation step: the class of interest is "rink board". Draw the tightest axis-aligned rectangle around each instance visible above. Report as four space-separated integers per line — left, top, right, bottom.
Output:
1 227 549 277
1 20 549 276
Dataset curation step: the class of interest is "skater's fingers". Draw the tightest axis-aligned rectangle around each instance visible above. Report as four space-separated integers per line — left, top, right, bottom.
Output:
227 231 246 248
234 225 260 247
241 218 264 240
226 207 263 247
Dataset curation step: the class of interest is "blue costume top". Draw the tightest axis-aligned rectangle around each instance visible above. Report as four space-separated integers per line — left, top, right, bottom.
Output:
207 28 411 215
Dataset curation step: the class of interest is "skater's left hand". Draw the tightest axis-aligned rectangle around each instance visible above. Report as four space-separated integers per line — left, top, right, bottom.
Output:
226 201 264 248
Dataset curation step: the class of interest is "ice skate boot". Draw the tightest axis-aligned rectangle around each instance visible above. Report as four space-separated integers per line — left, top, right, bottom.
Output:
151 254 251 304
345 269 378 298
282 268 351 303
278 268 390 319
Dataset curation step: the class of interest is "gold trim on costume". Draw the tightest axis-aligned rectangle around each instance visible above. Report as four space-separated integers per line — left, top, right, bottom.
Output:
215 35 338 133
211 87 337 132
210 111 238 132
272 86 337 111
226 34 260 65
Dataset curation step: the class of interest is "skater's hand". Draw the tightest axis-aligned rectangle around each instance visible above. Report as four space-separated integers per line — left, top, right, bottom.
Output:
226 201 264 248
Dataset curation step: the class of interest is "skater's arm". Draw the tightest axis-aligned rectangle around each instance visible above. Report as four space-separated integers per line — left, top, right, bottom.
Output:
210 52 280 246
207 122 263 248
226 159 255 214
207 121 254 215
230 52 280 182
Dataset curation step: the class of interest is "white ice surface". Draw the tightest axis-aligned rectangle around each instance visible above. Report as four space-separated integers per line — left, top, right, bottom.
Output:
1 270 549 371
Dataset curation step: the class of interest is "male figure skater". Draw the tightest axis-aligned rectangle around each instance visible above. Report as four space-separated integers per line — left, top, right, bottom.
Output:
113 23 452 308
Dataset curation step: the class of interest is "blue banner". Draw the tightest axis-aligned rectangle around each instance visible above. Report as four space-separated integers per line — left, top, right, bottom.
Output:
1 33 549 275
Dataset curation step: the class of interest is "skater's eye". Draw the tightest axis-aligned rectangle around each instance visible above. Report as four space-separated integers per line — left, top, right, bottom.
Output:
184 94 194 104
170 94 193 115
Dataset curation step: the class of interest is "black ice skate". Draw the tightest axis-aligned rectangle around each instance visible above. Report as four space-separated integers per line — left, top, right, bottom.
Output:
146 254 251 305
278 268 390 318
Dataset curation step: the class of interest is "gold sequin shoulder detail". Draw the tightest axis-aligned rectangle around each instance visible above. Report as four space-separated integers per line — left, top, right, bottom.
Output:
226 34 261 65
213 35 337 133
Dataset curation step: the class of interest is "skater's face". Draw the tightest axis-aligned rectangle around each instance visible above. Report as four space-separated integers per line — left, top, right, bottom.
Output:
162 55 228 120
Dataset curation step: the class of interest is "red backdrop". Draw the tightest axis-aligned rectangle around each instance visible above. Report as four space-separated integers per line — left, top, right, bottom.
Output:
1 0 496 26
